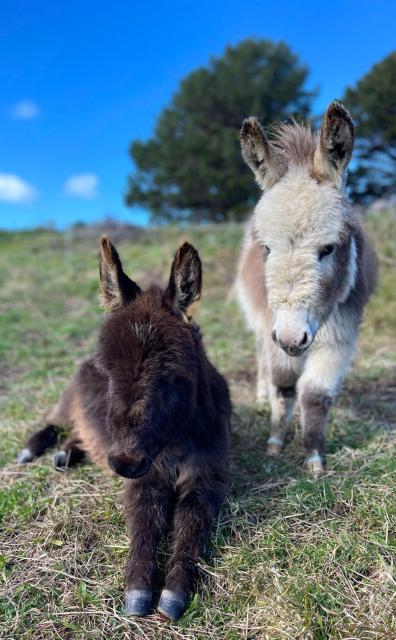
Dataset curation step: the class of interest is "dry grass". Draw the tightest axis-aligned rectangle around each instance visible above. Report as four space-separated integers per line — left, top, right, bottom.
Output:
0 213 395 639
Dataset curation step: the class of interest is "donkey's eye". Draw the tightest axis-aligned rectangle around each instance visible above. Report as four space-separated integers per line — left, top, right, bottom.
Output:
319 244 335 260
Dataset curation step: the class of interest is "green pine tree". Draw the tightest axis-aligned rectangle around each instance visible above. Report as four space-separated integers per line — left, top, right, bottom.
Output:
125 39 314 223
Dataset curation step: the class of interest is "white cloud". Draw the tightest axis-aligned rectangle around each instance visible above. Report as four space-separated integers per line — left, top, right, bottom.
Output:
0 173 38 203
11 100 40 120
64 173 99 199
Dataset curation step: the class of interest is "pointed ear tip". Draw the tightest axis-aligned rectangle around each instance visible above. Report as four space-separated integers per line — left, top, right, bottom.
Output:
241 116 252 127
100 236 110 250
178 241 198 256
100 236 118 264
326 100 352 120
240 116 259 135
173 243 201 273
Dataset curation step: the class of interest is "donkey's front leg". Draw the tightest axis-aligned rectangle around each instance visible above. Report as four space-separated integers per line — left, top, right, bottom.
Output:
297 339 356 477
124 478 173 616
158 476 226 620
267 382 296 455
266 349 300 455
300 389 333 477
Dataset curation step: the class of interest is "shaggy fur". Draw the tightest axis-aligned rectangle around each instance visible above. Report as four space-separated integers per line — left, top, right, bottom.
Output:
237 101 377 475
19 239 231 620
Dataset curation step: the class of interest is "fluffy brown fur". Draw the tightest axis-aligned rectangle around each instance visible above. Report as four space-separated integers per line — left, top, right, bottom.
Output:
19 239 231 621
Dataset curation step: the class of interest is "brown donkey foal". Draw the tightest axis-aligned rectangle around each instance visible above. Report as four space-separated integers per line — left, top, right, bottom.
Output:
18 239 231 620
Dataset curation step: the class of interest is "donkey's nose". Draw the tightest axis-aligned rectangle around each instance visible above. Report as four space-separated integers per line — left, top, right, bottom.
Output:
272 328 310 357
108 453 151 479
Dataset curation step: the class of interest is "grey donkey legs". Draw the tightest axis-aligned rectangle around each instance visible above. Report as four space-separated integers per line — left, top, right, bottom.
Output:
265 374 331 477
257 337 350 476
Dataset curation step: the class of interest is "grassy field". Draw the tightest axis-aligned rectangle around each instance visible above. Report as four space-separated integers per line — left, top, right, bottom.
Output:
0 212 395 639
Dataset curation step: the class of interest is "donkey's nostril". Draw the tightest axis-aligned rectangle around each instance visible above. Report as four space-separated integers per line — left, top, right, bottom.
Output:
300 332 308 346
271 329 278 345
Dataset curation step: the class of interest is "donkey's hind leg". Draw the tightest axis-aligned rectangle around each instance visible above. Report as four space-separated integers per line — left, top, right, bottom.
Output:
17 382 77 464
53 435 86 469
17 424 59 463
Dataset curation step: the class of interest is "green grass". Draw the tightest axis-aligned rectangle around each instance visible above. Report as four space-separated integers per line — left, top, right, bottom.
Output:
0 213 395 639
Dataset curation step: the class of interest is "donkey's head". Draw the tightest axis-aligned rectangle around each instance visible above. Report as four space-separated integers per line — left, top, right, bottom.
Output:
97 238 202 479
241 101 356 356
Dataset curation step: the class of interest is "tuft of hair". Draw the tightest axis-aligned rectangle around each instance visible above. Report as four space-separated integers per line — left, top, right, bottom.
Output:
270 122 318 168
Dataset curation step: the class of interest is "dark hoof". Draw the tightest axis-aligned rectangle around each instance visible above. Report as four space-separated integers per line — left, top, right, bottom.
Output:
125 589 152 616
17 448 34 464
53 450 68 469
157 589 186 621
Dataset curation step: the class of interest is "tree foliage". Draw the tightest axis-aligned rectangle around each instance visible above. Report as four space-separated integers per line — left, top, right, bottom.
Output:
344 51 396 204
125 39 314 222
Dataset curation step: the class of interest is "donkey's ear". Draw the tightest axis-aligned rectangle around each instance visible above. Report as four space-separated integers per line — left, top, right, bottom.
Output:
167 243 202 313
240 117 277 188
315 101 354 184
99 237 141 311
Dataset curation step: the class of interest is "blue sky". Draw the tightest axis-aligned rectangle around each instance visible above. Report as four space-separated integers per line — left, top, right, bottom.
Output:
0 0 394 230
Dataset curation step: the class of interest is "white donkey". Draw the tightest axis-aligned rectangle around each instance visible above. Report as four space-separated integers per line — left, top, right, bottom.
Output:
236 101 377 476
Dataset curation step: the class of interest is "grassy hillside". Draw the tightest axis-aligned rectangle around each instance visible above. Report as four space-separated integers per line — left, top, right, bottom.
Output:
1 213 395 639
